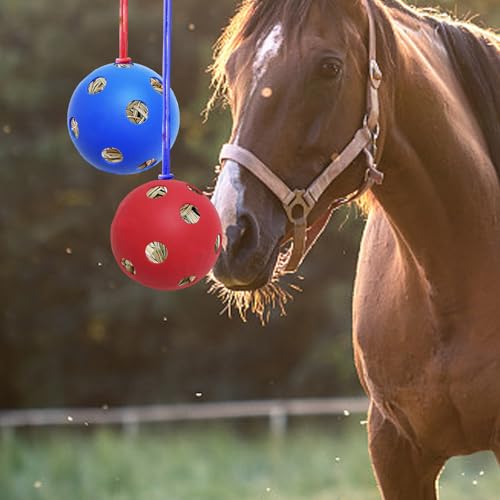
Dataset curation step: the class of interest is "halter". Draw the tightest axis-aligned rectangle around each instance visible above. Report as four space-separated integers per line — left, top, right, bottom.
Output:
219 0 384 273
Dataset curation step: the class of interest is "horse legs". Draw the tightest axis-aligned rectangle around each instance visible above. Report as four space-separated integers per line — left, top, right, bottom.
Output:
368 403 445 500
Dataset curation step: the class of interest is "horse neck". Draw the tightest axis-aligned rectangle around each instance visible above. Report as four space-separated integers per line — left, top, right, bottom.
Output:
373 12 500 306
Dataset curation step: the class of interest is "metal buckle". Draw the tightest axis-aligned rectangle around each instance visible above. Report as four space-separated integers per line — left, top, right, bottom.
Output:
363 115 380 139
371 122 380 143
284 189 314 225
365 166 385 185
362 116 381 163
363 148 384 185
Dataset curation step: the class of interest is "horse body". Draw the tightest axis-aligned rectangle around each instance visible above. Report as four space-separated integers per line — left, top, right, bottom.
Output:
354 10 500 467
209 1 500 497
356 12 500 495
355 209 500 455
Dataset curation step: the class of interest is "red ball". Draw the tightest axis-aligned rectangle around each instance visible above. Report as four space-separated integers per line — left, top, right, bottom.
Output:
111 179 222 290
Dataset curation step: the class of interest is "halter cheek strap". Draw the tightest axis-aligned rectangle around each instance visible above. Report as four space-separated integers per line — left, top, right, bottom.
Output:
218 0 384 273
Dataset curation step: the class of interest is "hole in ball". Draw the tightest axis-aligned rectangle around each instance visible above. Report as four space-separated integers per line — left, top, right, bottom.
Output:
215 234 221 253
115 63 132 69
180 204 201 225
145 242 168 264
126 100 149 125
121 258 136 275
146 186 168 199
102 148 124 164
179 276 196 287
138 159 156 171
70 118 79 139
88 77 107 95
150 78 163 95
187 184 203 195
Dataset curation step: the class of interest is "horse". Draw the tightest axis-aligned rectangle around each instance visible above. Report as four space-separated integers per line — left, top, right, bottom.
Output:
207 0 500 497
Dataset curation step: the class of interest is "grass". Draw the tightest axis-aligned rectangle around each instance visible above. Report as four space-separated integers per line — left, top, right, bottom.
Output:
0 420 498 500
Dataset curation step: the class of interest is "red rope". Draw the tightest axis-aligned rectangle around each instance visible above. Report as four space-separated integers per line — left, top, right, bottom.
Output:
116 0 132 64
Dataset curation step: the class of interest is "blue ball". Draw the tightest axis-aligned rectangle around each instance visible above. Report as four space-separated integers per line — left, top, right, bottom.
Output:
67 62 180 175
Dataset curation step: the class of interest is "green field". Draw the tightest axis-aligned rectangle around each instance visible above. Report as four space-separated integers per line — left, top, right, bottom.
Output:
0 421 498 500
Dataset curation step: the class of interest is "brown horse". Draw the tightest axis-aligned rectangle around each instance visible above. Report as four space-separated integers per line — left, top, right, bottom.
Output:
208 0 499 498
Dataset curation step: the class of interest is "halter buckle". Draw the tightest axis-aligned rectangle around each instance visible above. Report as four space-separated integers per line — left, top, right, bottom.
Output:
363 115 380 139
284 189 315 225
365 165 385 185
363 148 384 185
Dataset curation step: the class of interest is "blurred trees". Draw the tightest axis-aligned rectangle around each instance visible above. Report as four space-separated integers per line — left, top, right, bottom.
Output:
0 0 497 409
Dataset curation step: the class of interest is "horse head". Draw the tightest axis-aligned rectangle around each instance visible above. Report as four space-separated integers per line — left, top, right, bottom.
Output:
209 0 386 318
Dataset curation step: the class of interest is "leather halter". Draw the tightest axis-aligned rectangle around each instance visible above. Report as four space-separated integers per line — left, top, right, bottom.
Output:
219 0 384 273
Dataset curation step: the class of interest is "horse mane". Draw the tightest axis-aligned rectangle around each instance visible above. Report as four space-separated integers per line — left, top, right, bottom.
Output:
383 1 500 175
207 0 500 175
436 23 500 175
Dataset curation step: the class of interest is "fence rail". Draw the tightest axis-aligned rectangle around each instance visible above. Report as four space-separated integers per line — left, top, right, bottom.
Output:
0 398 369 433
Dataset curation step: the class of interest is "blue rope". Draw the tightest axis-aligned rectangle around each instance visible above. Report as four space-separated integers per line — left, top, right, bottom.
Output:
159 0 174 180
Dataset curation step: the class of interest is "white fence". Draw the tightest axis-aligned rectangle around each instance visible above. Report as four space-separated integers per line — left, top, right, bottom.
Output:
0 398 369 436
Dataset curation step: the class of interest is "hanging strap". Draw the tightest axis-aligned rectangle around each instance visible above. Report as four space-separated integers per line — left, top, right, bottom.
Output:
116 0 132 64
159 0 174 180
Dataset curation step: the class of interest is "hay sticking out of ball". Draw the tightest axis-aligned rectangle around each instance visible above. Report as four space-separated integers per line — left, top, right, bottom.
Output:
146 186 168 199
121 258 136 275
150 78 163 94
180 204 201 224
126 100 149 125
179 276 196 287
145 242 168 264
70 118 79 139
138 159 156 171
88 77 107 95
215 234 221 253
102 148 124 164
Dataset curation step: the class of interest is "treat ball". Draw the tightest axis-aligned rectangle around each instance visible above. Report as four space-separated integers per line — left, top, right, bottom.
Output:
111 180 223 290
67 62 180 175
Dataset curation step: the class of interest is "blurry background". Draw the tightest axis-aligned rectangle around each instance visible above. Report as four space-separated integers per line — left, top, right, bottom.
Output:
0 1 498 499
1 0 497 411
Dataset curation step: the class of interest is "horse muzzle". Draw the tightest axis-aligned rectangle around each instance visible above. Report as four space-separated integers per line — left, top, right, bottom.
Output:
213 235 281 291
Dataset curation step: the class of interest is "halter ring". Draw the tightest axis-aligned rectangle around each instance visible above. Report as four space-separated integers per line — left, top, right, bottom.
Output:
284 189 315 225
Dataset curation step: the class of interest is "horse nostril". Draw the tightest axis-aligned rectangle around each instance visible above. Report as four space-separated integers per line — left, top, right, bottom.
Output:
227 214 259 260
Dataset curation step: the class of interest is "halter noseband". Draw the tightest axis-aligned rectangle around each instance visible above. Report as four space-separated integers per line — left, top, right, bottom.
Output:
219 0 384 273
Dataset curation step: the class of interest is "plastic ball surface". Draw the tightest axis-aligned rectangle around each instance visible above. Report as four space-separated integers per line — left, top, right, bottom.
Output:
111 180 222 290
68 62 180 175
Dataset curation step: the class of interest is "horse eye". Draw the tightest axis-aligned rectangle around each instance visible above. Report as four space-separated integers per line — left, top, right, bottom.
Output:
320 60 342 79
